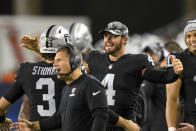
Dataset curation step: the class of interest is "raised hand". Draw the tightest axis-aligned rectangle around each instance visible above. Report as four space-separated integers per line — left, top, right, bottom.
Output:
169 55 183 75
0 118 12 131
20 35 40 52
10 119 34 131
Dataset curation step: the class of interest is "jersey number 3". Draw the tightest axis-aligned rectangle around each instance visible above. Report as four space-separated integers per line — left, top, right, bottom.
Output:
36 78 56 116
101 74 116 106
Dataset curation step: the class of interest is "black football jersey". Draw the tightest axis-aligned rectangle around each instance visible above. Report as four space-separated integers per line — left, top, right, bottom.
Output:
168 51 196 114
4 61 65 122
86 50 153 120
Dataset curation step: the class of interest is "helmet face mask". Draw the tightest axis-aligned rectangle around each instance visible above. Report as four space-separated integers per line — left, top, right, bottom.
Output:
40 25 71 60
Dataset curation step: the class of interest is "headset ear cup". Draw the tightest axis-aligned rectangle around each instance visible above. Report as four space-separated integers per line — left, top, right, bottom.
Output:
74 55 81 67
70 54 81 70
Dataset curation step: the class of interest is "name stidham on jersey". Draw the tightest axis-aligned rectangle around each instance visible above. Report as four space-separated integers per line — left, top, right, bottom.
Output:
32 66 55 75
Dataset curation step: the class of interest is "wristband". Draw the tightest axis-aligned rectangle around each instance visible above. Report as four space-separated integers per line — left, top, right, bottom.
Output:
168 127 176 131
0 115 6 123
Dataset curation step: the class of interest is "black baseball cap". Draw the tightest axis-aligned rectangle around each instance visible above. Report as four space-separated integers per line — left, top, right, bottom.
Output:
99 21 128 37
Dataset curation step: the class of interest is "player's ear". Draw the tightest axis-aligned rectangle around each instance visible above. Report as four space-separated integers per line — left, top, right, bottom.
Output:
122 36 128 45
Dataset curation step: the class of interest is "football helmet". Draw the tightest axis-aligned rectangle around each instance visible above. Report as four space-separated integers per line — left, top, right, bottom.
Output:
69 23 93 51
40 25 71 54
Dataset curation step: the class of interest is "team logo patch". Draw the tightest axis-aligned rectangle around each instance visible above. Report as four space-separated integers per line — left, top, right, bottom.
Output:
71 88 76 94
108 64 113 69
69 88 76 97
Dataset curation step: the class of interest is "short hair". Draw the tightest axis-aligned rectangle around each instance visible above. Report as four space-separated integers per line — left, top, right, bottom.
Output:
56 44 82 71
164 41 183 53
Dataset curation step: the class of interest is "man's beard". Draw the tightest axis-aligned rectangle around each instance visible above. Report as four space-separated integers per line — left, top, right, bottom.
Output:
105 40 123 55
192 48 196 55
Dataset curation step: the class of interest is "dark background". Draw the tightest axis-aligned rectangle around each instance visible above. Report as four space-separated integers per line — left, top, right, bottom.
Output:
0 0 189 42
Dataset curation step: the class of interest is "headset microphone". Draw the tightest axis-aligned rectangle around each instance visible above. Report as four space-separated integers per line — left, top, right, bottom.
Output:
52 70 73 76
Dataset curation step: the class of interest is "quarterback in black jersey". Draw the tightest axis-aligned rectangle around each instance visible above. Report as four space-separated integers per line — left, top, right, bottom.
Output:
0 25 71 131
166 19 196 131
81 21 183 131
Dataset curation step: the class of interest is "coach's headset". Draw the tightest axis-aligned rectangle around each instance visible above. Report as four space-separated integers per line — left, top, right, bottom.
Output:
65 43 82 71
53 42 82 76
55 44 82 76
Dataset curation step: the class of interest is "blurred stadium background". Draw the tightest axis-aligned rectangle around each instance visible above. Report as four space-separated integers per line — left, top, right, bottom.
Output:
0 0 196 122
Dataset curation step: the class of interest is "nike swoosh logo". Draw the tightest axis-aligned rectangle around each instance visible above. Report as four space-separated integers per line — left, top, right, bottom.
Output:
69 94 75 97
93 91 101 96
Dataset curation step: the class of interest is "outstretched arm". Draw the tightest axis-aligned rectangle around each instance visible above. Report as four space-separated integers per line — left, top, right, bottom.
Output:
0 97 13 130
18 96 30 120
142 56 183 84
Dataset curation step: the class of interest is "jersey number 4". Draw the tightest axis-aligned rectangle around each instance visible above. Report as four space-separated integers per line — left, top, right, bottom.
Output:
36 78 56 116
101 74 116 106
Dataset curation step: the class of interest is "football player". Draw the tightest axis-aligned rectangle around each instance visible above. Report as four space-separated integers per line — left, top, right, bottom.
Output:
166 19 196 131
0 25 71 131
139 41 183 131
69 22 94 52
83 21 183 130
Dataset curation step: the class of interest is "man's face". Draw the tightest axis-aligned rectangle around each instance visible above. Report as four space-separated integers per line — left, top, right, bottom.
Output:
185 30 196 55
103 32 126 55
53 50 71 79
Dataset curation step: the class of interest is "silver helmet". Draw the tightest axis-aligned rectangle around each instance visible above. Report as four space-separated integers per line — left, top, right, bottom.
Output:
40 25 71 54
69 23 93 51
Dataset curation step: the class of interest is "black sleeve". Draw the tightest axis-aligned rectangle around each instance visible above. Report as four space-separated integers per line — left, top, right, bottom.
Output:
3 64 25 103
84 50 104 73
143 66 179 84
108 109 119 125
83 50 96 63
3 84 24 103
139 54 155 69
39 112 62 131
91 108 109 131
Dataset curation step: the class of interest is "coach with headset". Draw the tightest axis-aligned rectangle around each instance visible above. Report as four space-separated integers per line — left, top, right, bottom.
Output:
11 43 109 131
